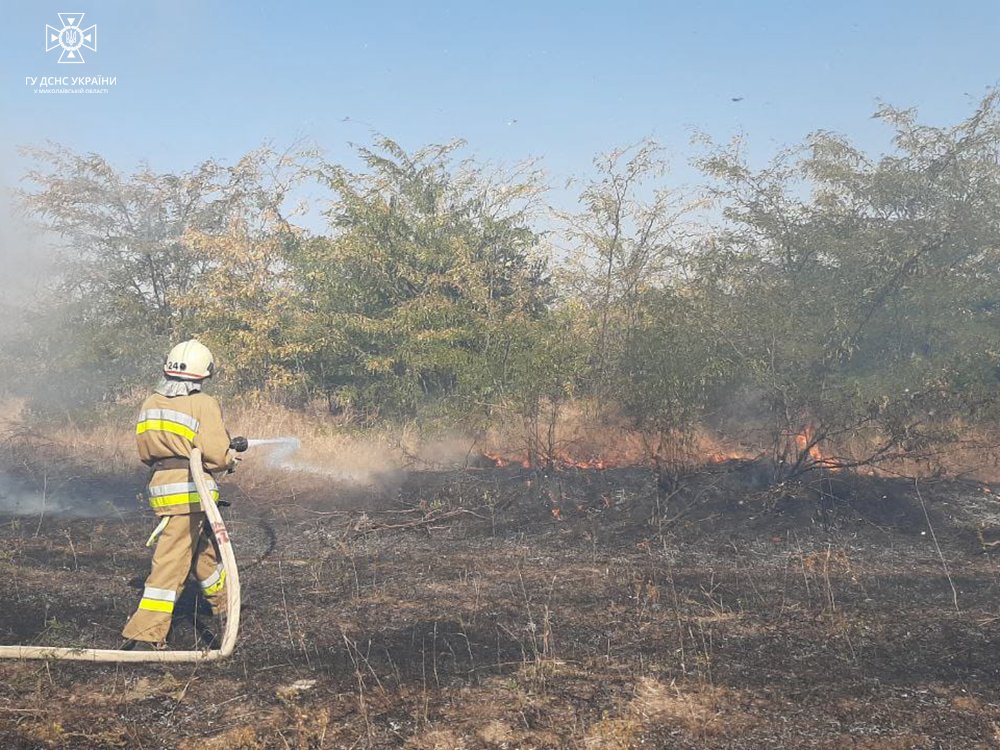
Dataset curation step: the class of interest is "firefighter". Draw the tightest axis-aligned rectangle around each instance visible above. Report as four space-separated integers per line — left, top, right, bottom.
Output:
122 339 245 650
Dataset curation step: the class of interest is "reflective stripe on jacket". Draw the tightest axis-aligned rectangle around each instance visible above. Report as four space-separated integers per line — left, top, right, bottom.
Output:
136 408 200 442
148 480 220 510
136 391 231 516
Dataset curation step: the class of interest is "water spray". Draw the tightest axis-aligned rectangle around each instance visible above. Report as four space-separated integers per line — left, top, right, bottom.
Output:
244 436 372 483
245 436 302 470
247 437 301 448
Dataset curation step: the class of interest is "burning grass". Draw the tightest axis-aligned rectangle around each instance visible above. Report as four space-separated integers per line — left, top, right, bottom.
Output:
5 395 1000 504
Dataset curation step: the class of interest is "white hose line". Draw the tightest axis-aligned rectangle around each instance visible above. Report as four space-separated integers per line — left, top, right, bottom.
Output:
193 447 241 657
0 448 240 662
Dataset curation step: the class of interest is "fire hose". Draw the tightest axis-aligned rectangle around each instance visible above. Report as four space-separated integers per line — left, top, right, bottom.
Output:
0 447 240 662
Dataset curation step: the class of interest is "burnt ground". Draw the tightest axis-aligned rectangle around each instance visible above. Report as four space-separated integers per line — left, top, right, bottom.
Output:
2 459 1000 749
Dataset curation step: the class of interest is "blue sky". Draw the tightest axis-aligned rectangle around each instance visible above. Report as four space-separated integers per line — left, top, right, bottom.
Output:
1 0 999 229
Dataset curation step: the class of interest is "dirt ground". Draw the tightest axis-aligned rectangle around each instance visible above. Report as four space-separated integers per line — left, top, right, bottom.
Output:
2 455 1000 749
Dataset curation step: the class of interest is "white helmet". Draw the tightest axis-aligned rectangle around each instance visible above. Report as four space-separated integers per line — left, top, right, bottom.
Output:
163 339 215 381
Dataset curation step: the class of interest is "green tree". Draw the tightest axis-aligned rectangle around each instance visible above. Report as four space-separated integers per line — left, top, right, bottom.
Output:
10 146 228 407
178 146 309 397
292 138 550 421
617 284 735 484
560 140 700 394
696 93 1000 477
9 144 309 409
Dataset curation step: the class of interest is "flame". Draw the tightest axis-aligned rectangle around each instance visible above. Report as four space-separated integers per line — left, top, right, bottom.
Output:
705 443 755 463
563 455 608 470
793 425 824 462
789 424 840 469
482 451 531 469
477 427 868 485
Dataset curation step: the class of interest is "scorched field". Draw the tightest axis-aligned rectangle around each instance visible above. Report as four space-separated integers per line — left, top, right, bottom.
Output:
2 455 1000 749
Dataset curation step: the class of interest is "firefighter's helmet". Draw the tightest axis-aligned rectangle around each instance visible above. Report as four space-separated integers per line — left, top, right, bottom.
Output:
163 340 215 381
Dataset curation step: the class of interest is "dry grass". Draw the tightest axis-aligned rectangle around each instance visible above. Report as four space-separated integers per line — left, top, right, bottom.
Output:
177 726 261 750
405 728 468 750
583 676 752 748
2 456 999 748
4 396 1000 506
0 398 135 476
811 419 1000 483
0 398 431 495
483 399 756 470
475 720 516 746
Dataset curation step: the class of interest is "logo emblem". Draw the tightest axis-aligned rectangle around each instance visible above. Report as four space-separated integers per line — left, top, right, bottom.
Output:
45 13 97 64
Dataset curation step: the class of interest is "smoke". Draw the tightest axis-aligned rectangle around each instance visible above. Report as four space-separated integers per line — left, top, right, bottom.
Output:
0 472 119 518
243 433 481 488
0 186 55 308
0 183 59 403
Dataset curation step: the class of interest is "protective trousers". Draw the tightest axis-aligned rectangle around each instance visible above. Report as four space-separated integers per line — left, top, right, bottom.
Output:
122 512 227 643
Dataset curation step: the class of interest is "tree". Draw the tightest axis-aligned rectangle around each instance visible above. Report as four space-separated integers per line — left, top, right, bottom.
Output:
10 146 229 407
695 93 1000 478
291 138 550 421
178 146 310 397
8 143 310 408
560 140 701 394
616 284 735 485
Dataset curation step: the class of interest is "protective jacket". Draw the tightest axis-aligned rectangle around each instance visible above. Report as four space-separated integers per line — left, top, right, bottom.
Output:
136 392 231 516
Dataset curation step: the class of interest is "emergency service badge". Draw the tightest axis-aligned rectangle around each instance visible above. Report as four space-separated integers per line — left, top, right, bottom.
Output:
45 13 97 64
